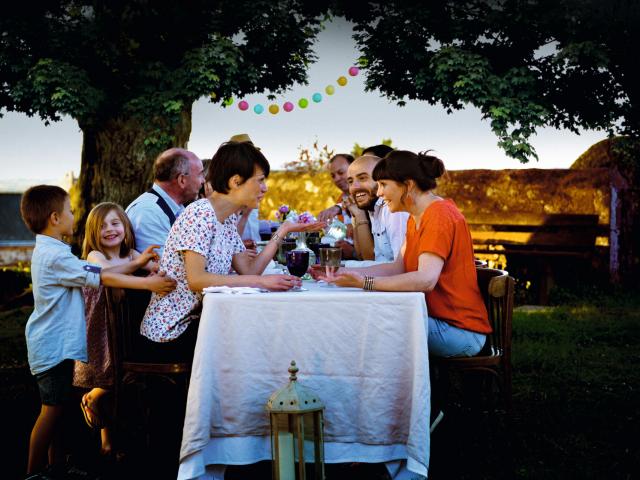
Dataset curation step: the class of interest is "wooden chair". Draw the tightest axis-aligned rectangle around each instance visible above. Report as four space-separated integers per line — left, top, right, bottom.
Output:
105 288 191 441
432 267 515 412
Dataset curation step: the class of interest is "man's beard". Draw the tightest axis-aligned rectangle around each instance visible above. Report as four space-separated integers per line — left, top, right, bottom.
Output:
354 190 378 211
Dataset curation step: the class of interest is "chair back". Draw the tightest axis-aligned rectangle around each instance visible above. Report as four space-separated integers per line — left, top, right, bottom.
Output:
105 287 151 364
476 267 515 360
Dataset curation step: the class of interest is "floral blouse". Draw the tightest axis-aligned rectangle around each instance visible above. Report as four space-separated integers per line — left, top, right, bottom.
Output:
140 199 245 342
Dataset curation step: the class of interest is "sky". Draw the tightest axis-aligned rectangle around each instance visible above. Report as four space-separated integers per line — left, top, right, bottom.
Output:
0 17 607 190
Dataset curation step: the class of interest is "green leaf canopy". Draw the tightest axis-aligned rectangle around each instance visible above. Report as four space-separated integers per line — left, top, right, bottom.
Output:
343 0 639 163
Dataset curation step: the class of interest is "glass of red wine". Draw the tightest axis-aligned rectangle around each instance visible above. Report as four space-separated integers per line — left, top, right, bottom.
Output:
286 250 310 280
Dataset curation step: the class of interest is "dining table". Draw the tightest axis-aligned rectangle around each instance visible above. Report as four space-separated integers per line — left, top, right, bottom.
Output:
177 279 431 480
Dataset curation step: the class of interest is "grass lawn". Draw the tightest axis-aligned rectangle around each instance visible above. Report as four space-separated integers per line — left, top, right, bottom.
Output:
1 289 639 479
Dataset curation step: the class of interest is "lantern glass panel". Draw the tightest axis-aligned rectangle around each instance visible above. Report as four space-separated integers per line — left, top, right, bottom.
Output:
271 412 324 479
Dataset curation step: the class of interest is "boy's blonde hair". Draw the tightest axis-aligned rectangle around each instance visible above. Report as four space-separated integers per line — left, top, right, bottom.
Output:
82 202 135 260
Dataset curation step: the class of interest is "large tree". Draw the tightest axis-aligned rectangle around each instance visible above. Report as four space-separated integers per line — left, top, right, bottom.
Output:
342 0 640 284
1 0 328 235
343 0 639 164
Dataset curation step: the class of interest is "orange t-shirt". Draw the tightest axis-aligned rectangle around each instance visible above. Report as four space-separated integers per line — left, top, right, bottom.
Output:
403 199 490 334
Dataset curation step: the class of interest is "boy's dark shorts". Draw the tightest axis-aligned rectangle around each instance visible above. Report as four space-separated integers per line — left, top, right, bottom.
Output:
34 359 74 406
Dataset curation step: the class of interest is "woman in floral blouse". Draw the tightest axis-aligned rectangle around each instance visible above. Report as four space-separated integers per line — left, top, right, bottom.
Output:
140 141 324 360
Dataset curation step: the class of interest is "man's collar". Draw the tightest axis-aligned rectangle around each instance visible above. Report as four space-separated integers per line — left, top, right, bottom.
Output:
152 183 184 213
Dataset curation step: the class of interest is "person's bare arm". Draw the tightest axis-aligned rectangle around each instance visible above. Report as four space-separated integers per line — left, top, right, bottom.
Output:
232 220 325 275
325 252 444 292
88 247 158 274
184 250 301 292
100 269 175 294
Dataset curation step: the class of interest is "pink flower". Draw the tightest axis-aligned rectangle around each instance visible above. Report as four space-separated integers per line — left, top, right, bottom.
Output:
298 212 316 224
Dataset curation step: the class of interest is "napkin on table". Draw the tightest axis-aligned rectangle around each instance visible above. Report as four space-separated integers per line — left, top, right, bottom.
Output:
203 286 263 294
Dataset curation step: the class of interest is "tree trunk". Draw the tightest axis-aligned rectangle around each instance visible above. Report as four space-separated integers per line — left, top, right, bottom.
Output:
71 107 192 247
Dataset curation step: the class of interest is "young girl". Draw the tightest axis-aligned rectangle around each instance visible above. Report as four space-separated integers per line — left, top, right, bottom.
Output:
73 202 167 456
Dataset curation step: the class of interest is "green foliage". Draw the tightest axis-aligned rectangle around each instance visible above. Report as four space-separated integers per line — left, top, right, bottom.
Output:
0 1 328 147
345 0 640 164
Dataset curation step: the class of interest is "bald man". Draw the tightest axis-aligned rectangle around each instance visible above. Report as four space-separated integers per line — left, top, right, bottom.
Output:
126 148 204 256
345 155 409 262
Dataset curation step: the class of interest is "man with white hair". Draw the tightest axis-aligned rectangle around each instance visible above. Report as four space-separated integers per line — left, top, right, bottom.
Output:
126 148 204 257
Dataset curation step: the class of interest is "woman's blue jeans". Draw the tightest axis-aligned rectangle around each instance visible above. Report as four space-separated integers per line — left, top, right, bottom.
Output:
427 316 486 357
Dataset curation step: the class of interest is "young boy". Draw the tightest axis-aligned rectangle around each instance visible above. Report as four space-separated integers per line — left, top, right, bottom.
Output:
20 185 175 477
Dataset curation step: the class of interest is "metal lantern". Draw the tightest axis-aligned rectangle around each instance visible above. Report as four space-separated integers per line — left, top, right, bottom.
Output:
266 361 325 480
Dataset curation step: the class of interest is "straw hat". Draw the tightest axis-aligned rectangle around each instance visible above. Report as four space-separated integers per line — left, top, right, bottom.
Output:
229 133 255 145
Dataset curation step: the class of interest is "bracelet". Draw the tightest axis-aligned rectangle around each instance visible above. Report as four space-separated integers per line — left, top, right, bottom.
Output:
270 232 283 244
363 275 375 291
354 219 370 227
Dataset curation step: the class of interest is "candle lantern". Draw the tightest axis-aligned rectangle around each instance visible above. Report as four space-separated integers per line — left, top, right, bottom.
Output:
266 361 325 480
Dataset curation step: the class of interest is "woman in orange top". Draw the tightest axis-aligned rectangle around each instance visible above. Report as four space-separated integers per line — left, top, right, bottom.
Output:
316 150 490 357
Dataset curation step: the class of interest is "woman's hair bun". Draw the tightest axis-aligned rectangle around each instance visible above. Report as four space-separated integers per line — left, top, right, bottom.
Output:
417 151 445 179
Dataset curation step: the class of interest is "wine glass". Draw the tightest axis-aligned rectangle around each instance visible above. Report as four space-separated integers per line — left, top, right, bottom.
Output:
285 250 310 280
277 239 297 264
319 247 341 287
309 242 330 264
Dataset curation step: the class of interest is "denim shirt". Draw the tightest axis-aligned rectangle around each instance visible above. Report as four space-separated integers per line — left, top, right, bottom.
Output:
26 235 101 374
371 198 410 262
125 184 185 257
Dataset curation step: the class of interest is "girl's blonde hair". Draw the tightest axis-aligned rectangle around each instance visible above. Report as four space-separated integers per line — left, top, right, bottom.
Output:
82 202 135 260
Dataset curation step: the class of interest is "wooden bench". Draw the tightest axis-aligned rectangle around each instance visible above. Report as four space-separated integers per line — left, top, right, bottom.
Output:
467 212 610 303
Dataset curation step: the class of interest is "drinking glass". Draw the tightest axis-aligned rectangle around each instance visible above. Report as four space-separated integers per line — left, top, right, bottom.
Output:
277 239 297 264
319 247 341 286
309 242 330 264
286 250 310 278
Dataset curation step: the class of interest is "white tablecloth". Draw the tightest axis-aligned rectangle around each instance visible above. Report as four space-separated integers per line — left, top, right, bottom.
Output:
178 281 430 479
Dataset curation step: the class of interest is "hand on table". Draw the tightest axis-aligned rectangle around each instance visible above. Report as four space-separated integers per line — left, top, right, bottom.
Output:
308 264 333 281
260 274 302 291
324 270 365 289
